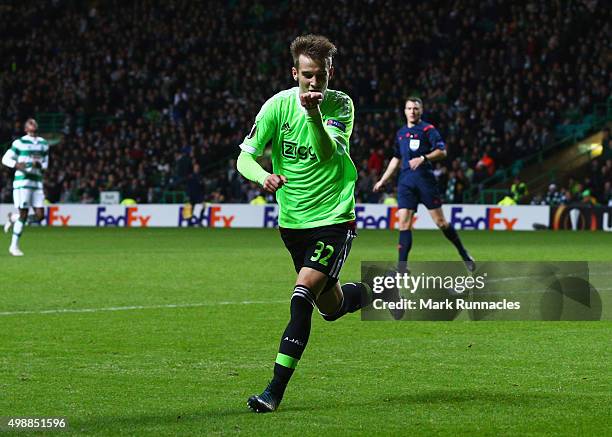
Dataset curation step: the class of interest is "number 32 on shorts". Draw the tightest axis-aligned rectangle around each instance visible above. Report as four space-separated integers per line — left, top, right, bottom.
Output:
310 241 334 266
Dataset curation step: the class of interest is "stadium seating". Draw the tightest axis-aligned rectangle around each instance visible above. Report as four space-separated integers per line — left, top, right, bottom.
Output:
0 1 609 205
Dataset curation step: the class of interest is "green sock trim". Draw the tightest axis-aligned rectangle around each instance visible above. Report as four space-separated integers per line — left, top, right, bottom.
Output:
275 353 299 369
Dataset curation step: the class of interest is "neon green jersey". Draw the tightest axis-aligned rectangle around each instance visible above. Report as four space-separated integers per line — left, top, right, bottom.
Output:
240 87 357 229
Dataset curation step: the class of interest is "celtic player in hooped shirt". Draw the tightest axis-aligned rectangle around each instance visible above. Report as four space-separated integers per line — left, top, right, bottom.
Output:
237 35 374 413
1 118 48 257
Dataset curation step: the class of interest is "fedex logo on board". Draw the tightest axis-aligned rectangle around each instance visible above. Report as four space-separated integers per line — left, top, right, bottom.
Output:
264 206 413 229
450 207 518 230
46 206 71 226
178 205 235 227
96 207 151 227
263 206 279 228
355 206 402 229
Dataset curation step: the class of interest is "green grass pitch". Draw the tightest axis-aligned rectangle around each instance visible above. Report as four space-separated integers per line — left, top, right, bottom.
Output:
1 228 611 435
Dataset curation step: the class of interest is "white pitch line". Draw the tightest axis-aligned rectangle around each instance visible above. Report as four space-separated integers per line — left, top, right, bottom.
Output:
3 280 611 317
0 300 287 317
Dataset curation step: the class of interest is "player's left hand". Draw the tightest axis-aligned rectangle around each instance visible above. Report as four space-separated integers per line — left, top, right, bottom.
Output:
409 156 425 170
300 92 323 111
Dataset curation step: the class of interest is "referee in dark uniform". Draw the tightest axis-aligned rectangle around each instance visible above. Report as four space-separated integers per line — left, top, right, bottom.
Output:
374 96 475 272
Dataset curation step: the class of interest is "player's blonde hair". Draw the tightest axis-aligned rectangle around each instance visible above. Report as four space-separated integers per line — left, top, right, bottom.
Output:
290 35 337 69
406 96 423 107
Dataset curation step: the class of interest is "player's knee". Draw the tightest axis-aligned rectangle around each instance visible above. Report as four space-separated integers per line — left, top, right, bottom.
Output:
435 218 449 229
296 268 329 296
399 221 413 231
398 214 413 231
400 220 414 231
319 278 338 296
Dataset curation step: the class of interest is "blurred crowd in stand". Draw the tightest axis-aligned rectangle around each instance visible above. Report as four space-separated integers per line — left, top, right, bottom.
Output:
0 0 609 205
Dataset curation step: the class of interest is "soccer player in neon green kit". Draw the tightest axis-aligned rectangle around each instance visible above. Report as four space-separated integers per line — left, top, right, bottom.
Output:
237 35 372 413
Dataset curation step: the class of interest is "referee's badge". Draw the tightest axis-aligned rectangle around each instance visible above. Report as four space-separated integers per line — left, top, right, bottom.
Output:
409 139 420 151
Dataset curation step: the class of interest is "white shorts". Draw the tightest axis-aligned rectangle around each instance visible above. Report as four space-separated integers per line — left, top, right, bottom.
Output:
13 188 45 210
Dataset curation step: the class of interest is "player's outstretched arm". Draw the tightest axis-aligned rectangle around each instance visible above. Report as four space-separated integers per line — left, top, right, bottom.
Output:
373 157 400 192
236 151 287 193
301 92 336 162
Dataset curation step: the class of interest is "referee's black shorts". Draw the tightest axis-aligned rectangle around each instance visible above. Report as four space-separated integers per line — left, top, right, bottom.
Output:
279 221 357 279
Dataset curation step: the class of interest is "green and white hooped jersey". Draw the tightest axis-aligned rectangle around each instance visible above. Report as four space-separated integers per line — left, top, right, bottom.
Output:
5 135 49 190
240 87 357 229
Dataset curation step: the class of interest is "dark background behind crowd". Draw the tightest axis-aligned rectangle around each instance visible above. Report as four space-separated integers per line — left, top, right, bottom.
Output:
0 0 610 206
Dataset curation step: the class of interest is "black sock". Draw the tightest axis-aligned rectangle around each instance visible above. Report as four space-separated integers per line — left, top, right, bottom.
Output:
321 282 371 321
398 230 412 263
27 214 42 225
270 285 315 398
442 226 468 258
